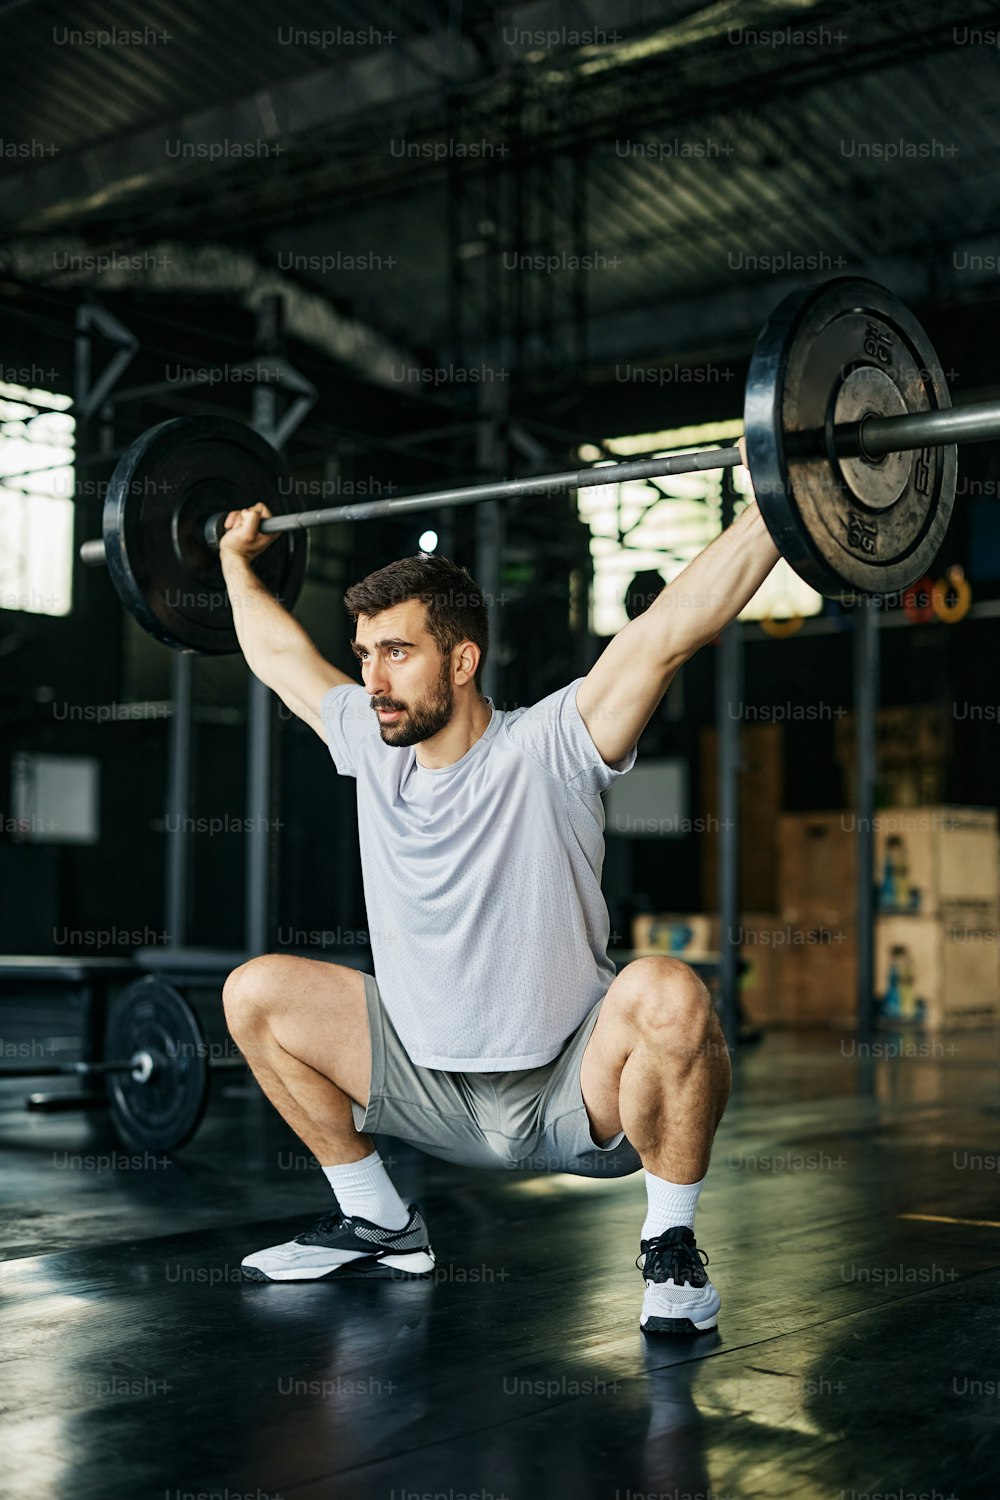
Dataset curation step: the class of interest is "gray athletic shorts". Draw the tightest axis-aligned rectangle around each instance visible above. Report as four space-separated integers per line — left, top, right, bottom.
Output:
351 973 642 1179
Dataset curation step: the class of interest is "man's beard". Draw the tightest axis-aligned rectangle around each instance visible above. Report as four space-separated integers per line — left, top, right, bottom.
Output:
372 658 455 747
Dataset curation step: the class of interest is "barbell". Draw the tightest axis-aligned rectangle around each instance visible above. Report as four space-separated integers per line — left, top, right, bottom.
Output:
0 976 241 1151
79 277 997 654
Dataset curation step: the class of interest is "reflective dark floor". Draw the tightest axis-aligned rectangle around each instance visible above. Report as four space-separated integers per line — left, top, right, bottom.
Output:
2 1022 999 1500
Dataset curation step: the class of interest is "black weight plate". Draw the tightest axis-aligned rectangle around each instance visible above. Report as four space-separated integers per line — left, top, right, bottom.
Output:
103 416 308 654
104 976 209 1152
745 278 956 597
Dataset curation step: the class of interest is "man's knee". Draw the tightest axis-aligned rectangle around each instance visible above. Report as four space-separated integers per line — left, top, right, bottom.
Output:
222 953 287 1035
607 956 718 1058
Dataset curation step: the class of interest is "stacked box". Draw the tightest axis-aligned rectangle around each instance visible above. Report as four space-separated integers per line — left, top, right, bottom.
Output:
873 806 999 919
875 913 999 1028
772 917 858 1027
734 914 805 1026
777 812 861 1025
635 809 999 1029
777 807 1000 1027
873 807 1000 1027
778 812 856 925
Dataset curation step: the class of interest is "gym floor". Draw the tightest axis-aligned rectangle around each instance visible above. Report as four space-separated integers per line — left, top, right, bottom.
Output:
3 999 998 1500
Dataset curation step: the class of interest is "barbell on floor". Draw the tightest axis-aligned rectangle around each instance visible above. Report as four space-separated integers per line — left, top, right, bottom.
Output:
0 976 241 1152
79 277 999 654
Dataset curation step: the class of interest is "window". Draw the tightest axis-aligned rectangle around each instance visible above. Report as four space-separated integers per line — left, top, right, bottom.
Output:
577 419 822 636
0 381 75 617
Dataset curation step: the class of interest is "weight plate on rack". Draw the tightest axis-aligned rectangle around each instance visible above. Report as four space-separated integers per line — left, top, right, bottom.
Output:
104 976 209 1152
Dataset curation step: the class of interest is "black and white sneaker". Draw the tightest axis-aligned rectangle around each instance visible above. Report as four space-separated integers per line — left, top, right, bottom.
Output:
638 1225 720 1334
241 1204 435 1282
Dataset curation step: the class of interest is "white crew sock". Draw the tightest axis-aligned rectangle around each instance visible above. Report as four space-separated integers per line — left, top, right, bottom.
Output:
321 1149 410 1230
641 1170 705 1241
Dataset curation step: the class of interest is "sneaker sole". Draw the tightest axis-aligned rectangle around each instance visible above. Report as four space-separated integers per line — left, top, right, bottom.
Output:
241 1249 437 1283
640 1313 718 1334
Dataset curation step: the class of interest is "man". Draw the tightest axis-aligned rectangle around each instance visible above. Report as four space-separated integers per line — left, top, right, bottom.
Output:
220 449 780 1333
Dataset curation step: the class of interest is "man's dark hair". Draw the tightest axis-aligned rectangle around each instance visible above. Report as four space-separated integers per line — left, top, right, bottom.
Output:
344 554 489 692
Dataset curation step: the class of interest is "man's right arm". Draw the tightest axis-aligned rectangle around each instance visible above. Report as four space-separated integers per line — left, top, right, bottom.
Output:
219 505 355 741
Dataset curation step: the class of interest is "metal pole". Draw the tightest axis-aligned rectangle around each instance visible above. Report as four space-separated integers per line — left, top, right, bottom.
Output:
476 501 503 703
474 385 506 702
164 653 193 948
245 295 282 956
245 676 272 956
853 600 880 1042
716 469 742 1054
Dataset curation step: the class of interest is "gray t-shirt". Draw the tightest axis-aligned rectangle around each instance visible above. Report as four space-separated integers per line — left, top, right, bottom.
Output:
320 678 636 1070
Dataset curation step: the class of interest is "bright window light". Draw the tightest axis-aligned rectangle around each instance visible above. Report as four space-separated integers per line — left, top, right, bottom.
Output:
0 382 75 617
577 419 822 636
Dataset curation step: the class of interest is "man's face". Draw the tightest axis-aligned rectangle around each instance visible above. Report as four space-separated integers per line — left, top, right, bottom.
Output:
353 600 456 747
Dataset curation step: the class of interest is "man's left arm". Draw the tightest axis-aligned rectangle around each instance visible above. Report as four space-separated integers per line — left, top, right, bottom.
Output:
577 495 781 766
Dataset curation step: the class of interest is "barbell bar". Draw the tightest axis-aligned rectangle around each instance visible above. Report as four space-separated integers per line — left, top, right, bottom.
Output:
201 392 1000 540
76 278 992 653
853 398 1000 459
78 445 745 567
76 393 1000 562
1 1049 243 1080
189 395 998 541
1 1056 160 1080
